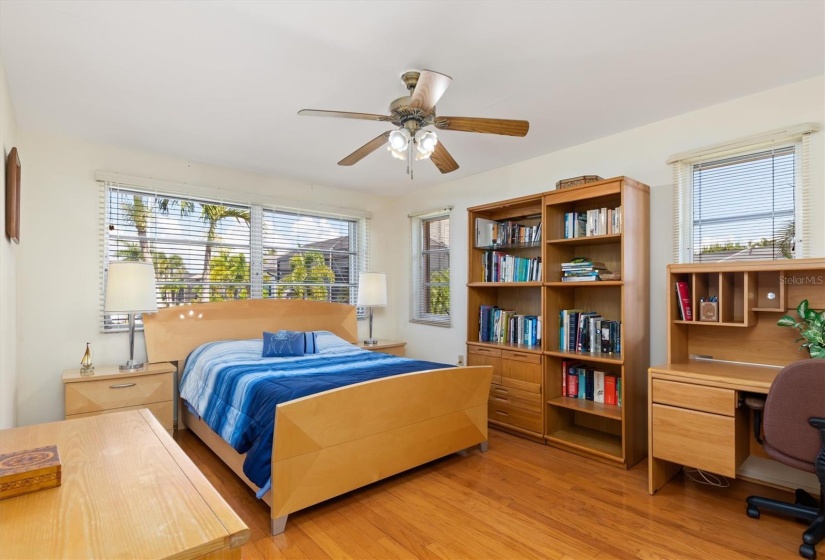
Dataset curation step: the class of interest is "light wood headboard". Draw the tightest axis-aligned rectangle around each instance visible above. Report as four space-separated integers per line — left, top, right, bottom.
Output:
143 299 358 363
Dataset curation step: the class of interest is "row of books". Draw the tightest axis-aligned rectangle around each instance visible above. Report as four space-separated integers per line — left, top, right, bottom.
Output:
559 309 622 354
479 305 542 346
475 218 542 247
562 206 622 238
561 258 608 283
561 360 622 405
481 251 542 283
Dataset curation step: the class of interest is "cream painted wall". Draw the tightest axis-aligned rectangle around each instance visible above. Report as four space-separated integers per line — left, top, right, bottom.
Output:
382 76 825 367
15 132 394 426
0 52 19 429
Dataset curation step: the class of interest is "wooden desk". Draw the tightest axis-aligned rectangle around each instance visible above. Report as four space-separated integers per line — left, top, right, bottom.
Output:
648 360 821 495
0 410 249 559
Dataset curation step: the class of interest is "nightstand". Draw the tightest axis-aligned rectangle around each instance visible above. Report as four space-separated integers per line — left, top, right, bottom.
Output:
357 340 407 357
62 362 176 435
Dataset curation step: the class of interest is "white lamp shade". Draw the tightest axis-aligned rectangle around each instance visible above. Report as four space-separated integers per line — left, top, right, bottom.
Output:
357 272 387 307
104 261 158 313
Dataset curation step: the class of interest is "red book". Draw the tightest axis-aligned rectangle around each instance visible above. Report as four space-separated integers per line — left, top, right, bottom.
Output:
567 368 579 398
561 360 568 396
604 376 617 405
676 281 693 321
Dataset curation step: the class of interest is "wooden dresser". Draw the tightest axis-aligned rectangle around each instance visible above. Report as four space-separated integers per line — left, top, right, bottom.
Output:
62 362 175 435
0 410 249 559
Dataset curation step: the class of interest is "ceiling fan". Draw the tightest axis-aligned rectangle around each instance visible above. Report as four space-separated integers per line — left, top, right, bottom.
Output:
298 69 529 178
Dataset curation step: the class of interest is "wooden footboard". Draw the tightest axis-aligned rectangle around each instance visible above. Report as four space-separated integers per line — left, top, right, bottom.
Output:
183 365 491 535
270 365 491 531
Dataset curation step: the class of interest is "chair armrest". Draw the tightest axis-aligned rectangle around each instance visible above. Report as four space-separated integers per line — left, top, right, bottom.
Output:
809 417 825 483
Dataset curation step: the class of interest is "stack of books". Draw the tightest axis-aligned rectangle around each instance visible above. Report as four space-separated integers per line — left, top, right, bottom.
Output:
563 206 621 238
479 305 541 346
561 258 608 282
561 360 622 406
558 309 621 353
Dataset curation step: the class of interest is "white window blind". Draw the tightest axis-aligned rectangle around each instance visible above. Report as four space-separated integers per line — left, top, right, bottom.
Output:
692 146 796 262
262 208 362 305
101 181 368 330
669 125 818 263
410 210 451 327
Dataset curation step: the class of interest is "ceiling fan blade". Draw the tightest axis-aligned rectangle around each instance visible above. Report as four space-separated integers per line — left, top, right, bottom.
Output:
435 116 529 137
298 109 393 122
430 141 459 174
409 70 452 114
338 131 392 166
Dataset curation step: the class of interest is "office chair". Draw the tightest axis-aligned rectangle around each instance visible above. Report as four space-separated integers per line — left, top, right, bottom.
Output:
745 359 825 560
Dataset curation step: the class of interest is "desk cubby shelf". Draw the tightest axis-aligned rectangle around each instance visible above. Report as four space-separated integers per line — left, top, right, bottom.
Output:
468 177 649 469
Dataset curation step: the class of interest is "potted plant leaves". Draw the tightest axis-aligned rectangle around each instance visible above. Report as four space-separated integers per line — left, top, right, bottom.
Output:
777 299 825 358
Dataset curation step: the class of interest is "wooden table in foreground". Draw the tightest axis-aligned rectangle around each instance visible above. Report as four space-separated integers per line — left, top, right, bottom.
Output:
0 409 249 559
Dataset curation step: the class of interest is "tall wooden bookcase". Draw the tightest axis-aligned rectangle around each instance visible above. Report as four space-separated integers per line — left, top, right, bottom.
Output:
467 177 650 468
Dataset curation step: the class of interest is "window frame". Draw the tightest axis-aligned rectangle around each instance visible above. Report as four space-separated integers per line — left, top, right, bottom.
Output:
410 209 451 327
672 133 812 264
100 182 369 332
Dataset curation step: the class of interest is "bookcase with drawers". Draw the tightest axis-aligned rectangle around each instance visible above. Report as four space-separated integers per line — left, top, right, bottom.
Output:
468 177 650 467
467 194 544 440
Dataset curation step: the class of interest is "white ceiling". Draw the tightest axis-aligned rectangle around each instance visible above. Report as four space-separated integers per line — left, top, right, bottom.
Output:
1 1 823 196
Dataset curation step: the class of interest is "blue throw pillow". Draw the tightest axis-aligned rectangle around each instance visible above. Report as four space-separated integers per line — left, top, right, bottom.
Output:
262 331 318 357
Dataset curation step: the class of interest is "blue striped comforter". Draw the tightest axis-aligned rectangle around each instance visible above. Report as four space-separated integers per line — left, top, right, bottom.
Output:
179 331 451 496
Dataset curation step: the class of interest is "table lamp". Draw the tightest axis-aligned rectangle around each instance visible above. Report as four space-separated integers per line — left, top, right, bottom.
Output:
357 272 387 345
104 261 158 371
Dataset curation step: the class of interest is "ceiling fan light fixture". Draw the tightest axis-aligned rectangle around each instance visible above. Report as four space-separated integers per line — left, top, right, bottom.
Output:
387 145 407 160
415 130 438 157
388 128 411 151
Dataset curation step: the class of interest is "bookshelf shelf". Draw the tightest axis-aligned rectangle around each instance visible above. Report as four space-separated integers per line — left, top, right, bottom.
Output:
673 320 750 327
547 233 622 246
544 350 623 365
547 397 622 420
544 281 623 288
545 426 624 461
476 242 541 251
467 341 542 354
752 307 787 313
467 282 543 288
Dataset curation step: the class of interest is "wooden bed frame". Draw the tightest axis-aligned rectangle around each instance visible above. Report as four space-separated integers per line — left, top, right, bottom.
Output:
143 299 491 535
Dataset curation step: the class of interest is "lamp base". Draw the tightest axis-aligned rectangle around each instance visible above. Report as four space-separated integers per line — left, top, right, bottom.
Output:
119 362 145 372
362 339 378 346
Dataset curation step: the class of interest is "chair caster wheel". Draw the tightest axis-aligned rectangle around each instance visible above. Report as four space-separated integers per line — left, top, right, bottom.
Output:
747 505 760 519
799 543 816 559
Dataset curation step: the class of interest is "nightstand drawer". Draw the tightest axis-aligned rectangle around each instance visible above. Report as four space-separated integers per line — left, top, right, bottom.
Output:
66 401 174 433
65 372 173 416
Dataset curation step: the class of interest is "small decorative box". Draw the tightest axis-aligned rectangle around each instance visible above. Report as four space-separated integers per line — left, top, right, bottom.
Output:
0 445 62 500
556 175 603 189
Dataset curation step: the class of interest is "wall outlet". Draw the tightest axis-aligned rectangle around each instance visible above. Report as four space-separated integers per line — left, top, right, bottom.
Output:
457 355 465 367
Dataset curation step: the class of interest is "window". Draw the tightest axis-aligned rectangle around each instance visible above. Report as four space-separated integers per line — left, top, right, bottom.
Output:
102 183 367 330
411 210 451 326
670 125 817 263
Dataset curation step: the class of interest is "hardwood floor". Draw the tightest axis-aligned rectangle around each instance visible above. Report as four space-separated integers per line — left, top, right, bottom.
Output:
175 428 812 559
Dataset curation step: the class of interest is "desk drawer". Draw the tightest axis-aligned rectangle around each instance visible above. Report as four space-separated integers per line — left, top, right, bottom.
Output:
65 372 173 416
488 402 542 433
652 379 736 416
651 403 740 477
489 384 542 413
